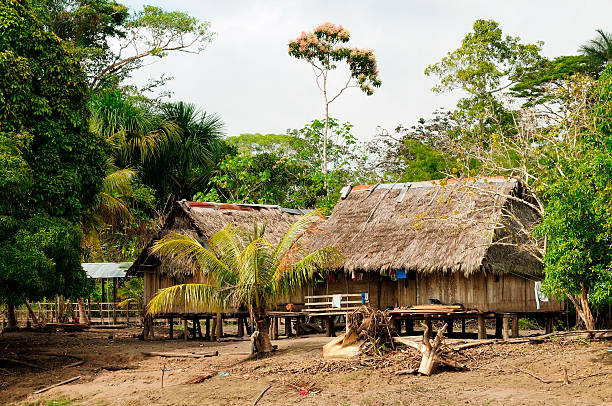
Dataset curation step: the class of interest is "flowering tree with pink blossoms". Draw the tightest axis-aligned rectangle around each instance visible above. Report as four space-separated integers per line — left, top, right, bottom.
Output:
288 23 381 186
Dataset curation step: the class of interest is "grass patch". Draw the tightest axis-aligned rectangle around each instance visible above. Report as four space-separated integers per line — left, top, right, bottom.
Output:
25 396 75 406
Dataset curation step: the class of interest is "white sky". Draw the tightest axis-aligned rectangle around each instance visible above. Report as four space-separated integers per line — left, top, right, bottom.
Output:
122 0 612 141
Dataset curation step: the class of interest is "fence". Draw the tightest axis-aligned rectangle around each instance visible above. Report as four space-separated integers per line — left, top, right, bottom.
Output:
8 301 141 326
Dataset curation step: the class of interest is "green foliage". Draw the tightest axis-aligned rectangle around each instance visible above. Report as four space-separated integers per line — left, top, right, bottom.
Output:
425 19 542 137
117 277 144 315
579 29 612 75
536 149 612 305
199 118 367 213
511 55 599 106
141 101 227 201
91 5 214 89
536 65 612 307
0 215 88 305
227 133 297 155
30 1 214 90
30 0 129 80
0 0 105 304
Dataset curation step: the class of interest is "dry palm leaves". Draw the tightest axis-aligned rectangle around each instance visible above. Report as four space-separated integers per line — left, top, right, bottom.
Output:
347 306 395 356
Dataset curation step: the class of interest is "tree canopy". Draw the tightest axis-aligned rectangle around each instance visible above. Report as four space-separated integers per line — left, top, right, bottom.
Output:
0 0 106 304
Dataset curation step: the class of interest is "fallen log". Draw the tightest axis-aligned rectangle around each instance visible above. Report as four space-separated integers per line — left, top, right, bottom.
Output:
394 368 418 376
33 376 81 394
142 351 219 359
0 357 46 370
453 338 531 351
184 373 214 384
63 360 85 368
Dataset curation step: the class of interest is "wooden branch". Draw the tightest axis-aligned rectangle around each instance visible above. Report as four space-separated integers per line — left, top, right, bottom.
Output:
253 385 272 406
519 369 553 384
393 336 422 351
142 351 219 358
33 376 81 394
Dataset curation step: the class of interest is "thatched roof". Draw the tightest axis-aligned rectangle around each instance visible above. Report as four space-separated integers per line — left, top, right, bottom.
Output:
308 177 543 277
130 200 306 278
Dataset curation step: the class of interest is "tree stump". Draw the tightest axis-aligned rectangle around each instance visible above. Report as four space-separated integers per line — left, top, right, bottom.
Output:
394 323 449 375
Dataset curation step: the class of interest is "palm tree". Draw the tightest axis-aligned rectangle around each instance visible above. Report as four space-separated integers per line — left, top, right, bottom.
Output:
140 102 227 202
146 211 342 353
579 29 612 73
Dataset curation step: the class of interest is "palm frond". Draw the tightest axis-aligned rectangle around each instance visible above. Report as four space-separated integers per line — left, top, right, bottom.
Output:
272 210 323 270
102 168 136 196
146 283 225 314
152 232 235 285
275 245 343 298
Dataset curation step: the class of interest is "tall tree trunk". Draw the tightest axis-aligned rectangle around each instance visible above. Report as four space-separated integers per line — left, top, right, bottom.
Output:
567 284 596 330
6 305 18 329
323 102 328 190
253 307 273 353
24 301 39 326
77 298 90 325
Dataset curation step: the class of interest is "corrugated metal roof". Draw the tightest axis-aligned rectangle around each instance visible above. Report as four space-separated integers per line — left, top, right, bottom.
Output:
82 262 132 278
345 177 514 197
183 201 309 215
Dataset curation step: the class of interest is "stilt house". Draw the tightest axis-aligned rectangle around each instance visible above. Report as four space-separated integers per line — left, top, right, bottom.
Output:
306 177 562 314
130 200 307 313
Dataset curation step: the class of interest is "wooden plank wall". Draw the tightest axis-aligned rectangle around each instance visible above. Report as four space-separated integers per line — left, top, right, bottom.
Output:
396 271 563 312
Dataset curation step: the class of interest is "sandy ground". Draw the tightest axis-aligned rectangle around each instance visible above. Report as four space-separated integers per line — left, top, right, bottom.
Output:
1 326 611 406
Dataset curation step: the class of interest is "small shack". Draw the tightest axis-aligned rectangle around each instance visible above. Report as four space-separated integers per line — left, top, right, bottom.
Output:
306 177 563 337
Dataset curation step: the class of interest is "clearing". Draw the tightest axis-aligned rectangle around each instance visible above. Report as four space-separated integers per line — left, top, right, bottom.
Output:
0 327 610 406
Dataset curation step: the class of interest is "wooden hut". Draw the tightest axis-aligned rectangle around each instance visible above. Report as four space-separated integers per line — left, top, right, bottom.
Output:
306 177 562 336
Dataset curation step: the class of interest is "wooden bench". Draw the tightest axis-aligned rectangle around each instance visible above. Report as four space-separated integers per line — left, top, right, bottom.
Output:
304 294 369 336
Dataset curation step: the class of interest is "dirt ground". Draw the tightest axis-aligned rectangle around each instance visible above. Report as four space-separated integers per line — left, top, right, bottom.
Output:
1 326 610 406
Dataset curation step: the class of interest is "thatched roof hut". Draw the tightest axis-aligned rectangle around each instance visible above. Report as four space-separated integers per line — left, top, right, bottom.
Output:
130 200 307 279
309 176 542 277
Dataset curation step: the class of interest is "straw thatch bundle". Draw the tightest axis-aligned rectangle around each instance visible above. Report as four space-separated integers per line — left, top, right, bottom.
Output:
308 177 542 277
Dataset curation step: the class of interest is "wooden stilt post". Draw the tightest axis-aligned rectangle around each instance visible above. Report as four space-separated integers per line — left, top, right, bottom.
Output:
285 316 293 337
216 313 222 341
326 316 335 337
512 314 519 338
406 319 414 335
272 316 278 340
205 317 211 340
425 317 432 333
196 319 202 338
502 315 510 340
445 318 454 334
495 316 503 339
183 318 188 341
545 315 554 334
169 317 174 339
295 315 304 336
394 318 402 335
461 318 466 334
237 316 245 338
478 314 486 339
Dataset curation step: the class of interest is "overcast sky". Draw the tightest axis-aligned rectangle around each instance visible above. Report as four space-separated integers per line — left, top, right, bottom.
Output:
122 0 612 141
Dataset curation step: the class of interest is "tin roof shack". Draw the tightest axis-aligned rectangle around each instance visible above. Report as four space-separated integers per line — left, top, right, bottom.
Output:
130 200 308 315
308 177 562 314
